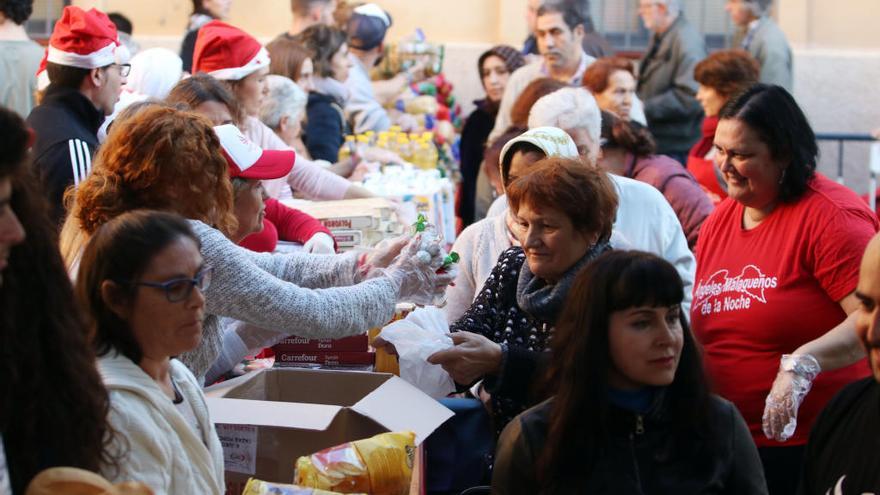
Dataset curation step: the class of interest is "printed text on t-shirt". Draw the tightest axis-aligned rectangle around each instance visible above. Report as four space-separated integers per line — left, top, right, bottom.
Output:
694 265 778 316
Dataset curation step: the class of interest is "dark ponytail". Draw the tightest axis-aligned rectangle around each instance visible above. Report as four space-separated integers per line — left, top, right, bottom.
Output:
600 111 656 158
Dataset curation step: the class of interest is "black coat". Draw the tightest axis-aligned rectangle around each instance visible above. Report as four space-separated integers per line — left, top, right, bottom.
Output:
26 85 103 225
304 91 349 163
493 395 768 494
457 100 497 227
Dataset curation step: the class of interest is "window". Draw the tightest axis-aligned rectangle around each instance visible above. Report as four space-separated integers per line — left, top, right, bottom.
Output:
590 0 734 52
25 0 70 40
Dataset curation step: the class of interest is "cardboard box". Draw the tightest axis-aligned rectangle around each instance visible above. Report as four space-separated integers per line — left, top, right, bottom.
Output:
206 368 453 494
274 334 369 352
273 350 375 366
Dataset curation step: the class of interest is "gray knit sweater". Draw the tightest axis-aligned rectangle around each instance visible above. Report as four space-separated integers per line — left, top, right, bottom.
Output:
181 220 397 381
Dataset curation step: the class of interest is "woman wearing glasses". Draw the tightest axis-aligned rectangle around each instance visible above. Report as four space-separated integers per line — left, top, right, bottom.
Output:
76 209 223 494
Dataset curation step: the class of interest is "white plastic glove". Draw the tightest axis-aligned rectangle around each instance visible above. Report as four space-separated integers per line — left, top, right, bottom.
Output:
357 235 409 281
302 232 336 254
762 354 821 442
380 233 455 305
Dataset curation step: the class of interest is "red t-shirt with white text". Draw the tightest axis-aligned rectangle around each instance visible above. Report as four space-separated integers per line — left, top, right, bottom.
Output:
692 174 878 447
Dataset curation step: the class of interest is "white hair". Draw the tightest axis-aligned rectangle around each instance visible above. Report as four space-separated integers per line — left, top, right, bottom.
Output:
655 0 681 17
528 87 601 158
260 74 307 130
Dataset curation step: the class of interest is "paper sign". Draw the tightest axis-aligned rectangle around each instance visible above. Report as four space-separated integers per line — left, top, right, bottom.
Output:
216 424 258 475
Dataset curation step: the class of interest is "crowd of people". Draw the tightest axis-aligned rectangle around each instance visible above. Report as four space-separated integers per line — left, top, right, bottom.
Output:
2 0 879 494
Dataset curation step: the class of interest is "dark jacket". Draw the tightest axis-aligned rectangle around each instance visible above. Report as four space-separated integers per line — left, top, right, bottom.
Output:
626 153 714 249
637 15 706 155
180 28 198 73
26 84 103 224
450 247 555 435
458 99 497 228
304 91 348 163
493 395 768 494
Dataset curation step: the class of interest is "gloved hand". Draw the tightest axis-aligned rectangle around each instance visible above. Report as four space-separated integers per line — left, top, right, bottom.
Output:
762 353 821 442
357 235 410 281
380 233 455 305
302 232 336 254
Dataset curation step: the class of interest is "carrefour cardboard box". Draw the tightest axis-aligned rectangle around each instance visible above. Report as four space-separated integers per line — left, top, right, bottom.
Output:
205 368 453 494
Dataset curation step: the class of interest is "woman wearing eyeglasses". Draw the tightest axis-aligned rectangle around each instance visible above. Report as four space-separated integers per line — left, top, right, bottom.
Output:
76 209 224 494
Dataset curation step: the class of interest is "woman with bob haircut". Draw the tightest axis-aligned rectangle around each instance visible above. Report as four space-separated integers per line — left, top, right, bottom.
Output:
62 105 452 382
692 84 879 495
581 56 638 123
687 49 760 204
77 210 224 494
493 250 768 494
0 107 114 494
426 156 619 433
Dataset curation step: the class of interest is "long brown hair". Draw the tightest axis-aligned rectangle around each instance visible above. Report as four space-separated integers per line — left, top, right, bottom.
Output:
71 105 236 237
0 106 115 493
538 250 711 490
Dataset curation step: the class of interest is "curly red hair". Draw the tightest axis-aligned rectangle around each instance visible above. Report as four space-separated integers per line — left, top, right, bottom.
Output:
72 105 236 236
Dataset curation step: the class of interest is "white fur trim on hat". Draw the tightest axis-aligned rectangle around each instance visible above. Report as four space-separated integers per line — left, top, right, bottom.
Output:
208 46 270 81
47 42 117 69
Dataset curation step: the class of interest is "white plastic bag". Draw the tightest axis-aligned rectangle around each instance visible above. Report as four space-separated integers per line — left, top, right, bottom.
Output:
377 307 455 399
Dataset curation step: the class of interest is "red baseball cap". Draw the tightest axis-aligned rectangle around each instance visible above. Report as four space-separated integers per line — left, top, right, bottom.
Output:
214 125 294 180
192 21 269 81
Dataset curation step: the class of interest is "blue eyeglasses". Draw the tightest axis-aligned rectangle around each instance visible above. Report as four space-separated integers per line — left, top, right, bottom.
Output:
125 265 213 303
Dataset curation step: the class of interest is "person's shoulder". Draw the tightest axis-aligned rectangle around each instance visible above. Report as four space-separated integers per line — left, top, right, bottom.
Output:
611 174 671 209
706 394 739 419
756 16 789 42
800 174 876 220
819 376 877 421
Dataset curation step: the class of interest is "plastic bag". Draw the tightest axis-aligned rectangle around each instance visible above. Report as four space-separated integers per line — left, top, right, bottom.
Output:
242 478 354 495
294 431 416 495
378 307 455 398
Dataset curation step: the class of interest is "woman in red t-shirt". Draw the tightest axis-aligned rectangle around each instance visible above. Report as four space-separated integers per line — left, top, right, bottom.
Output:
688 50 760 206
691 84 879 495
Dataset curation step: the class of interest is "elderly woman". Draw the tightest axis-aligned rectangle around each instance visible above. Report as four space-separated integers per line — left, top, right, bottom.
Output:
459 46 525 229
260 74 357 179
77 211 224 494
494 251 767 494
692 84 879 495
598 110 713 248
687 49 760 205
582 57 636 121
62 105 451 382
297 24 353 163
431 157 618 432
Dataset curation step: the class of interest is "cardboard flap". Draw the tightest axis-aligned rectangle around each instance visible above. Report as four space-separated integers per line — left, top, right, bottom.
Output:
351 375 453 445
207 397 342 431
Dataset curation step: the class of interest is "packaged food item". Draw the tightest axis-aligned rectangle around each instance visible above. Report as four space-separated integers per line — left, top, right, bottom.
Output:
294 431 416 495
241 478 355 495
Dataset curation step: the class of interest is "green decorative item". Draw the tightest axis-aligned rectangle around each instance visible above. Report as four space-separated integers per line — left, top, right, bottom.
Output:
442 252 460 268
413 213 428 233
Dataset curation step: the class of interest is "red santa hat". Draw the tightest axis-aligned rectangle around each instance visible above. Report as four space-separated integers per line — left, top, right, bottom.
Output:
46 6 125 69
192 21 270 81
35 49 49 91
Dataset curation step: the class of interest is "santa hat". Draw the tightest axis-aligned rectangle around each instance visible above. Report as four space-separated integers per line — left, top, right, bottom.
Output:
46 6 124 69
35 50 49 91
214 125 294 180
192 21 270 81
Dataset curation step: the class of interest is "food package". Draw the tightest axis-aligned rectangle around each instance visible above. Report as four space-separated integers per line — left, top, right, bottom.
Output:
241 478 355 495
294 431 416 495
377 307 455 398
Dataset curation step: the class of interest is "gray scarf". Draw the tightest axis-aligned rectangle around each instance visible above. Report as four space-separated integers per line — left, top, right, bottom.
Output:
516 242 611 322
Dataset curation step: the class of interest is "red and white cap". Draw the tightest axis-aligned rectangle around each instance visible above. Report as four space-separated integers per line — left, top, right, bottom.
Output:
46 6 124 69
192 21 270 81
214 125 294 180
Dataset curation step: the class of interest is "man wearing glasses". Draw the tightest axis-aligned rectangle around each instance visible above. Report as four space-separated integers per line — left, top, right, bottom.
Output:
26 6 128 225
636 0 705 166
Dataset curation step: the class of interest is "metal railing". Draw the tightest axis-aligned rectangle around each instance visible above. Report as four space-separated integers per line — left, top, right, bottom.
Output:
815 133 880 211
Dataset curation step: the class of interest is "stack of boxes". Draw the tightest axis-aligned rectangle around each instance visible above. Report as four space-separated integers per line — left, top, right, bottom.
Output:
271 334 374 369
